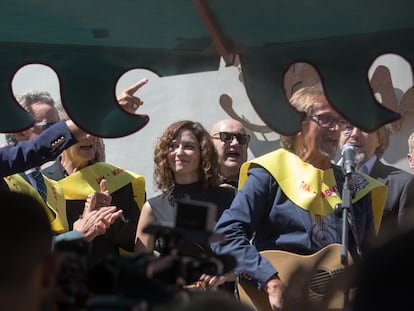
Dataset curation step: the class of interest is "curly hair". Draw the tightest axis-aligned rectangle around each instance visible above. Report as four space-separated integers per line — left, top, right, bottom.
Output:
280 84 325 151
153 120 220 194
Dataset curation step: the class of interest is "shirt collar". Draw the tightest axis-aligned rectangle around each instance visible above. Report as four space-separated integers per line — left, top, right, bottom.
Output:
358 155 377 174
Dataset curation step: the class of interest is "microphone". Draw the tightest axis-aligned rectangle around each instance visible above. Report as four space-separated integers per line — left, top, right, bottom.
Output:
341 143 357 175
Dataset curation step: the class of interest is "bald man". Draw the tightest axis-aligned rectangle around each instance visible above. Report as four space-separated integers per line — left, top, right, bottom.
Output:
210 119 250 189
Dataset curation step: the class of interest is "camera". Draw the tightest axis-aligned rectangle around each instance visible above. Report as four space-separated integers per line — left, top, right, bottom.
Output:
53 199 235 310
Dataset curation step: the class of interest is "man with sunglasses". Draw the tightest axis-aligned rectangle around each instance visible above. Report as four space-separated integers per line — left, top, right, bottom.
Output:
211 85 387 310
339 123 414 241
210 119 250 189
4 91 63 210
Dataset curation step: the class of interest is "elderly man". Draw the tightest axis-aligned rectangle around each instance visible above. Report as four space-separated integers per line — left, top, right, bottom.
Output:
212 85 387 310
339 124 414 241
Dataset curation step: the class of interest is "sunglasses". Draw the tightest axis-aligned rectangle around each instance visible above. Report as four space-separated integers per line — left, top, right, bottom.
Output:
34 121 57 128
212 132 250 145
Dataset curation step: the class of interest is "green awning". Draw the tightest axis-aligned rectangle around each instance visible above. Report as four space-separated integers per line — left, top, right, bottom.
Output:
1 0 412 136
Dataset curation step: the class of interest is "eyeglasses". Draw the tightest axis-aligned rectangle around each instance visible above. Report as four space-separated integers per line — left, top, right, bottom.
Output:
34 121 57 129
341 123 355 135
212 132 250 145
308 114 347 131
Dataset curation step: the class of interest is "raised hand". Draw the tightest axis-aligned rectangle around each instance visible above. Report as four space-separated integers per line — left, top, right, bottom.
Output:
117 78 148 113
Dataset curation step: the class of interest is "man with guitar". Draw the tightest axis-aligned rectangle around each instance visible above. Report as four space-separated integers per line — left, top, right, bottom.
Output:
211 84 387 311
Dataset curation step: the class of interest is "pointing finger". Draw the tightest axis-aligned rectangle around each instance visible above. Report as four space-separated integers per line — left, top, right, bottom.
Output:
124 78 148 96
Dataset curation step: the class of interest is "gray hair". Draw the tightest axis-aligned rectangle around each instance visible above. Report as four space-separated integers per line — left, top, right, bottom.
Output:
4 90 57 145
17 90 56 114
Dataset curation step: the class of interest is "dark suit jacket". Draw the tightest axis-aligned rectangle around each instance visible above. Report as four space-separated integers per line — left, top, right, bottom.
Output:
370 159 414 240
0 120 77 178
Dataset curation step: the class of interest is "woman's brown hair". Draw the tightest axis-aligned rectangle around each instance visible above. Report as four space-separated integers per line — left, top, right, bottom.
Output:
153 120 220 194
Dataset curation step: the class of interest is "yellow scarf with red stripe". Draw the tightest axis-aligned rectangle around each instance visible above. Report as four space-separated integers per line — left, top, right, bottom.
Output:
4 173 68 233
239 149 387 233
57 162 145 210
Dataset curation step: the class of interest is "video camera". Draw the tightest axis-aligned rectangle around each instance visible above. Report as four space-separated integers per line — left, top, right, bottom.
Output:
53 198 235 311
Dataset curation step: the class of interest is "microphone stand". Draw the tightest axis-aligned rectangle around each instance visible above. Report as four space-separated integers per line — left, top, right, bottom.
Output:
336 171 353 308
340 173 352 266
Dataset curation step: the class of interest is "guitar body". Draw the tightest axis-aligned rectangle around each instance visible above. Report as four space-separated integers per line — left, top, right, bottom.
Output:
236 244 352 311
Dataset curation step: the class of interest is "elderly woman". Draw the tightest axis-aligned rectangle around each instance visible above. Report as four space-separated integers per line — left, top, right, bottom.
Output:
41 80 148 259
42 130 145 259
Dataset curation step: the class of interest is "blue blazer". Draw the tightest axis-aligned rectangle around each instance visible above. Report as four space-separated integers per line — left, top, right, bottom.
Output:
0 120 77 178
212 167 376 289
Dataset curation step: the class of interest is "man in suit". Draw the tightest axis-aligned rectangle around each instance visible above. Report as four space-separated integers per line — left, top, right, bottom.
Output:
4 91 81 233
339 123 414 241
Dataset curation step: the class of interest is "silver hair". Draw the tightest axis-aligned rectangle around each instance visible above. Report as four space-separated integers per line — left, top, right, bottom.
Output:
17 90 56 114
3 90 58 145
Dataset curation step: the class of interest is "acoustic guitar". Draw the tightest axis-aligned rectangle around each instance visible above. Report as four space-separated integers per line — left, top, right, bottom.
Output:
236 244 353 311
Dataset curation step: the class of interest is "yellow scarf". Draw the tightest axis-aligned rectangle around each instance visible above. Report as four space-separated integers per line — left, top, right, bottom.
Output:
239 149 387 233
57 162 145 210
4 173 68 233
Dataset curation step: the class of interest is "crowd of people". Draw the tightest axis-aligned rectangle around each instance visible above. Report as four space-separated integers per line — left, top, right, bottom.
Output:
1 80 414 311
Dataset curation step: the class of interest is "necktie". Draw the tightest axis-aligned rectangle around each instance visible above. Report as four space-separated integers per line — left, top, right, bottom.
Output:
30 171 47 202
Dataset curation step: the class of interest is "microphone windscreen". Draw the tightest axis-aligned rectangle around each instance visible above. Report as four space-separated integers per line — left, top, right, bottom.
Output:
341 143 356 156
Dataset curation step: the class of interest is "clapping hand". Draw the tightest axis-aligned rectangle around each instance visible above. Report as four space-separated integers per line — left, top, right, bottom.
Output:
74 179 122 242
86 179 112 209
